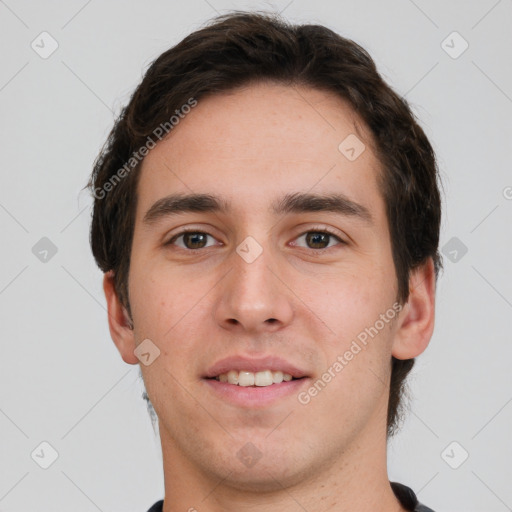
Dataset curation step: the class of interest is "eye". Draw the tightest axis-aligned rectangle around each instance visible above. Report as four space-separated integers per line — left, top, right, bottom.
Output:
292 230 346 250
166 230 219 250
165 228 346 252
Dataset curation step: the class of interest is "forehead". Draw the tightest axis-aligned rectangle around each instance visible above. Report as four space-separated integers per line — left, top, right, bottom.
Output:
136 82 385 225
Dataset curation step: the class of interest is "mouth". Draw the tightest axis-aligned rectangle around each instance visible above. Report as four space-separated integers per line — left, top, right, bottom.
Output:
202 356 310 407
206 369 303 387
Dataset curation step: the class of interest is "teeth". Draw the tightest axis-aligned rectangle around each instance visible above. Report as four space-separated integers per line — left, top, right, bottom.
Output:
216 370 295 387
255 370 272 386
272 371 284 384
227 370 238 385
238 371 255 386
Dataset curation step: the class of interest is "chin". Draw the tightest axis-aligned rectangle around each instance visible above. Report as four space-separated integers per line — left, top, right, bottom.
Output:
199 440 316 493
215 460 308 493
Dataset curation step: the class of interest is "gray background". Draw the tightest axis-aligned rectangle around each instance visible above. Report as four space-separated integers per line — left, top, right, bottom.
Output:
1 1 511 511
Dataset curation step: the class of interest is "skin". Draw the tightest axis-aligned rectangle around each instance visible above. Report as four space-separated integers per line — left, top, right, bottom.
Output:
103 82 436 512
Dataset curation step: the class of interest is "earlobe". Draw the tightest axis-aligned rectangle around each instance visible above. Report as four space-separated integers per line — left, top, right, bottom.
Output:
391 258 436 360
103 271 139 364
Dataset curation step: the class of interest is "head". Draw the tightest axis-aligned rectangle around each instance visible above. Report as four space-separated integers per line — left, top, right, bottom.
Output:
88 10 442 479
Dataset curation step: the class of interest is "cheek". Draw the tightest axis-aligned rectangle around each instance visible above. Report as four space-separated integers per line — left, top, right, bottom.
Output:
129 258 194 333
129 263 213 378
301 267 396 396
298 320 394 438
303 267 391 342
131 272 206 419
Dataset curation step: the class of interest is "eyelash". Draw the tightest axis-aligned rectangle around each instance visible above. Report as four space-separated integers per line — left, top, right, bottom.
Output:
165 228 346 253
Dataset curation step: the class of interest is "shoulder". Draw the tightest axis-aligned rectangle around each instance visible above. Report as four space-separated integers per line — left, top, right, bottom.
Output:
145 499 164 512
390 481 436 512
416 505 436 512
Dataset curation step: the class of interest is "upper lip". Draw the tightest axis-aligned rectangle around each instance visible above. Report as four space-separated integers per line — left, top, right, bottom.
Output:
204 355 309 379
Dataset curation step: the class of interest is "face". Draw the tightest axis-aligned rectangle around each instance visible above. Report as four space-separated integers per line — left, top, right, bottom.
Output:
120 82 406 489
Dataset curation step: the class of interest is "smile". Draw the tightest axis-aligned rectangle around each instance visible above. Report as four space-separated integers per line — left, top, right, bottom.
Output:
213 369 296 387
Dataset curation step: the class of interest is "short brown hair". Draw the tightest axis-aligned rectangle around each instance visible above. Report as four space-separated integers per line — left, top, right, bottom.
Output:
87 11 443 437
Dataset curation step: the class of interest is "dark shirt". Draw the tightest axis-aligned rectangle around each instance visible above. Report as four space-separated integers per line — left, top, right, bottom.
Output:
145 481 435 511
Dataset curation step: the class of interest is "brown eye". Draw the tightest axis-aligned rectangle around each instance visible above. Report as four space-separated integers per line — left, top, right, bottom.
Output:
167 231 216 250
294 230 345 250
183 232 208 249
306 232 330 249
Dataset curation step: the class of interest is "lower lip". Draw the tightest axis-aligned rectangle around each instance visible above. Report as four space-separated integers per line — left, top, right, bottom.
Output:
202 378 309 407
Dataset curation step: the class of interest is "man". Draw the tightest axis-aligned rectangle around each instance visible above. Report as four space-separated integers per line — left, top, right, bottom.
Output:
88 11 442 512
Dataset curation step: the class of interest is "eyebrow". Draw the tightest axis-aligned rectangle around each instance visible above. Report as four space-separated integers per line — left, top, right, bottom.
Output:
143 192 373 226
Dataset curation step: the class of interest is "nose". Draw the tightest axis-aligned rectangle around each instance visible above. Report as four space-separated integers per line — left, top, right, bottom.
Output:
213 240 294 334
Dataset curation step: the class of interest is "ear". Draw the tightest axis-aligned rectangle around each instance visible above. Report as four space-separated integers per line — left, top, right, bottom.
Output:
103 270 139 364
392 257 436 360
